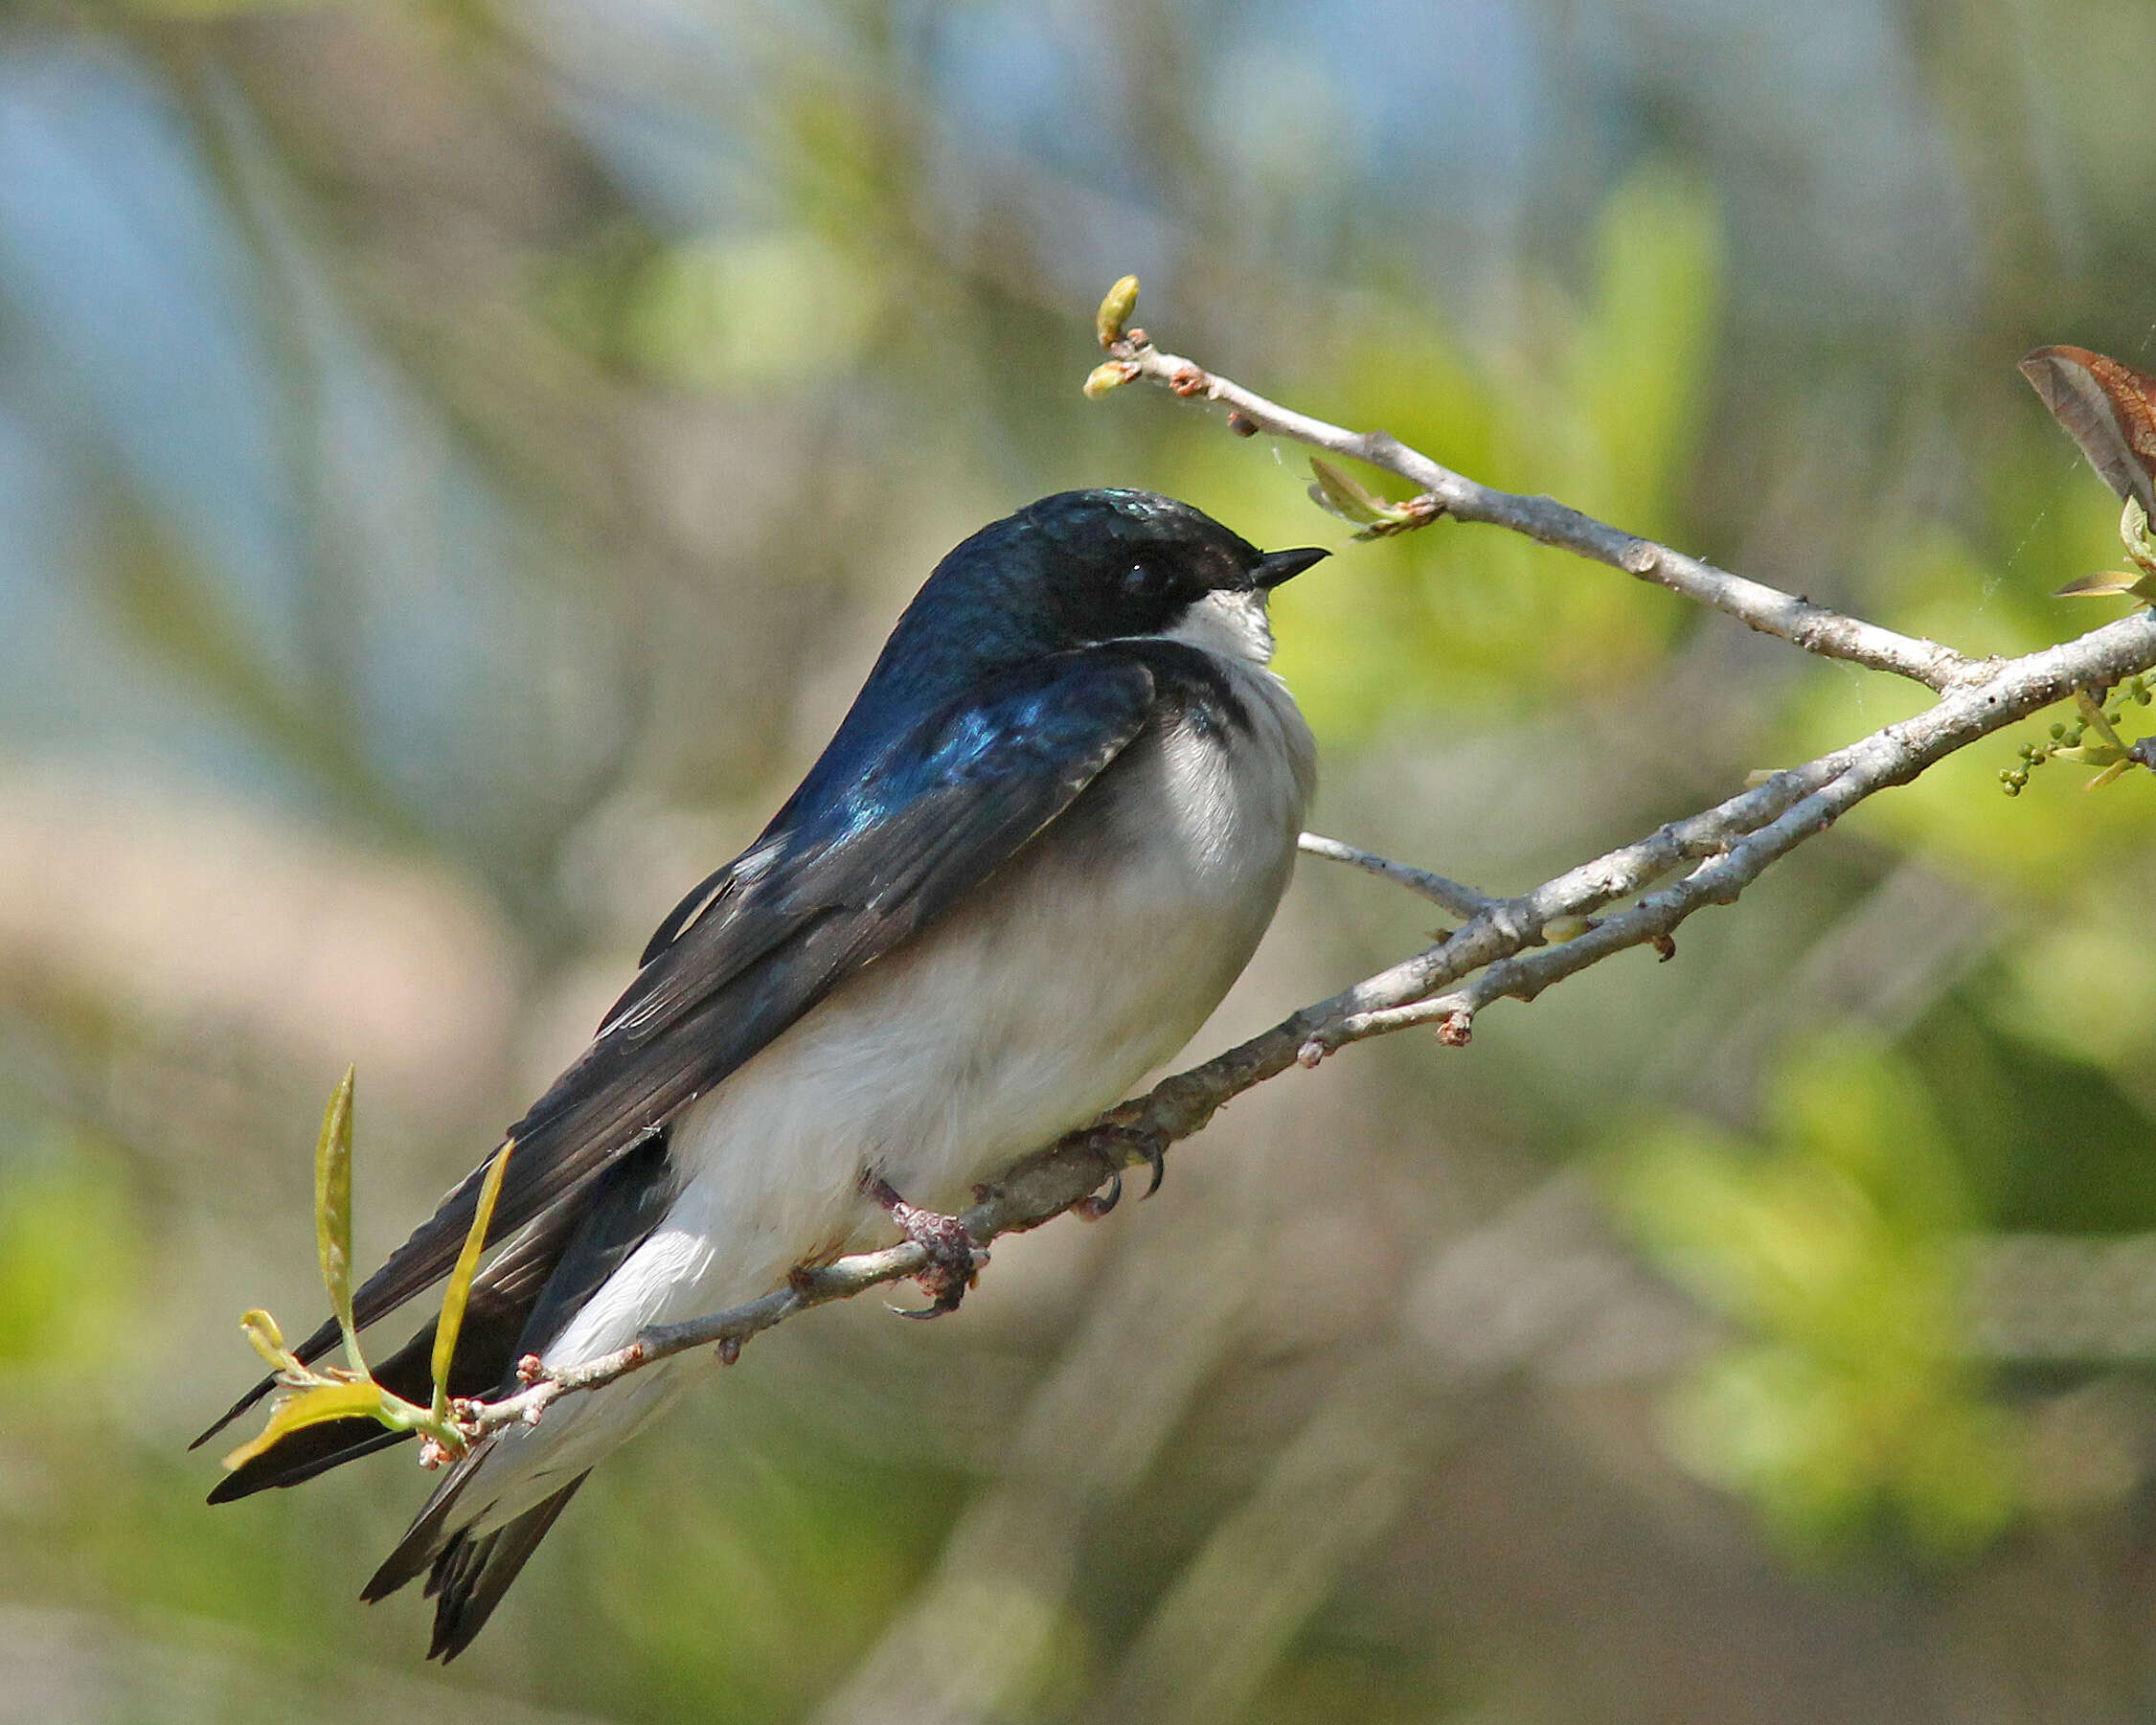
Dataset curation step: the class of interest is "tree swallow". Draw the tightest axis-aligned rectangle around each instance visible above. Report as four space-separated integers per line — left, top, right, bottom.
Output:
198 488 1328 1660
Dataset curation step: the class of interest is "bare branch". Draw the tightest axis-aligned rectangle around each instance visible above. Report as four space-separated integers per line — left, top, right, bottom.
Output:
1102 330 1981 691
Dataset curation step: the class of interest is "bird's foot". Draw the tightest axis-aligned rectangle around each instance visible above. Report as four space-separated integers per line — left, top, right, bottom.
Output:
861 1172 987 1318
1073 1125 1168 1221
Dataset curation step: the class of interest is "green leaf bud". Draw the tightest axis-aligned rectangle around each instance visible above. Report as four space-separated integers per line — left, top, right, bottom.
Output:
1095 276 1141 348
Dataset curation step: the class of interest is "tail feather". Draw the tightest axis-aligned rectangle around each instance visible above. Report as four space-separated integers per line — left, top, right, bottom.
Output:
363 1470 589 1663
213 1130 679 1659
361 1446 476 1605
208 1424 408 1505
430 1474 588 1661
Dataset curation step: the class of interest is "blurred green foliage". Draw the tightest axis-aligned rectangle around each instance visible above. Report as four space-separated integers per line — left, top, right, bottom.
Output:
0 1133 142 1373
1610 1036 2018 1557
1268 164 1723 738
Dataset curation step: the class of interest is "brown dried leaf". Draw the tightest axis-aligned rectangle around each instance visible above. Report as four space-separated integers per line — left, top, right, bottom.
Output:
2020 345 2156 518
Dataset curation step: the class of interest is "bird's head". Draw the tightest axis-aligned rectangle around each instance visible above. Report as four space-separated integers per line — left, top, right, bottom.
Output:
892 489 1328 674
1013 488 1328 662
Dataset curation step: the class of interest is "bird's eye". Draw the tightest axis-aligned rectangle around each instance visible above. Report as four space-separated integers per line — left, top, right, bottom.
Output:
1122 561 1163 598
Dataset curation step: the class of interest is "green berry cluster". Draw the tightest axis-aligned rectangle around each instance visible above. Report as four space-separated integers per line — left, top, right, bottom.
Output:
2000 676 2153 795
2000 738 2051 795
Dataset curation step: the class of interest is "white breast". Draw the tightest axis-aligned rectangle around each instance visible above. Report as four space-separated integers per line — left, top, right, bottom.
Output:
565 633 1310 1338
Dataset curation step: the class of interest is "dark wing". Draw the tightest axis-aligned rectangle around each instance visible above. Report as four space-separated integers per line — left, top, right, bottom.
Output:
198 649 1157 1441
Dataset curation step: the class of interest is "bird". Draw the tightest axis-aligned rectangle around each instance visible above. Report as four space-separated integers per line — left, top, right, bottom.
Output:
196 487 1328 1660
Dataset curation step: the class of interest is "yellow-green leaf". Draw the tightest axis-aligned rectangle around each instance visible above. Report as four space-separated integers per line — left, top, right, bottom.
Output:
2054 570 2156 602
220 1379 399 1472
239 1307 296 1374
432 1138 514 1421
2125 495 2156 577
1306 457 1394 526
2076 690 2127 754
313 1065 365 1376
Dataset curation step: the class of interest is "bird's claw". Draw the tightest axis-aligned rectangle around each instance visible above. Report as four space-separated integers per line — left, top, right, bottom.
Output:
1075 1129 1166 1220
1138 1133 1167 1198
1076 1169 1123 1221
862 1172 987 1318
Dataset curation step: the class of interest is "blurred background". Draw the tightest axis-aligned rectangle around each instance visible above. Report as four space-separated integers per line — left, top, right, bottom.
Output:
2 0 2155 1719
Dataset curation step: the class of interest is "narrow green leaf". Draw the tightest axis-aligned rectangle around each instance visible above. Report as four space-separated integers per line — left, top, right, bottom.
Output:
1306 458 1394 526
2054 570 2156 601
313 1065 365 1376
220 1379 401 1472
2076 689 2127 755
433 1138 514 1422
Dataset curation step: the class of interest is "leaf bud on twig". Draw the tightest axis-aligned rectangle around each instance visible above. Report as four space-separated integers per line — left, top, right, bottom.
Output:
1095 275 1141 348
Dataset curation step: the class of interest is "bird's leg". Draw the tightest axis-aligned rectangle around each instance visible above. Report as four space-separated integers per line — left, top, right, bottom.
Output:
859 1171 988 1318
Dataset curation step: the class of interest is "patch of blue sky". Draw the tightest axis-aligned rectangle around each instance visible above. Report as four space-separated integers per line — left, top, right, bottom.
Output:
0 43 308 682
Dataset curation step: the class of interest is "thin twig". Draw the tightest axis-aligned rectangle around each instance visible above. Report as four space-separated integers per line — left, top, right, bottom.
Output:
1296 832 1491 919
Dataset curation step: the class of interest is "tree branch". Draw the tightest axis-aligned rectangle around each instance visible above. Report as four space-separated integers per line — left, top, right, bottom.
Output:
450 303 2156 1445
1095 322 1981 691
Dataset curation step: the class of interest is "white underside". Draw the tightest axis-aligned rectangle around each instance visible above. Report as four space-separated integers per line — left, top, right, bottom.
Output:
451 605 1313 1531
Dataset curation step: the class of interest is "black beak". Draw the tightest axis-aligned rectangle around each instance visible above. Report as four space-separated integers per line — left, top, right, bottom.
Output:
1253 546 1329 590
